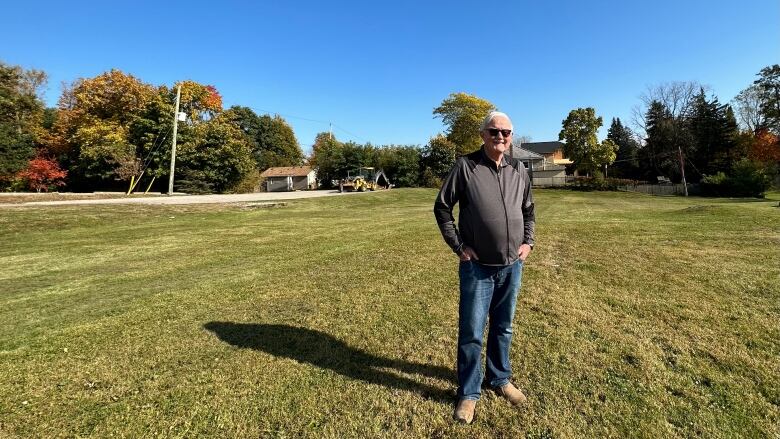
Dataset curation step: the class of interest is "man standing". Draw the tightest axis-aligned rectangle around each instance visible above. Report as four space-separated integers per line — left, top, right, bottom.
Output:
433 111 535 424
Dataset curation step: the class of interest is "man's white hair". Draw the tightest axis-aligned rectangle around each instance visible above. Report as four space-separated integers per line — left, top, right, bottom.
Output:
479 111 513 131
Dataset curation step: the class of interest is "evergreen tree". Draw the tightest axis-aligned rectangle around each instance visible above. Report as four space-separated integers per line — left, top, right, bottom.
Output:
642 101 692 182
606 118 640 179
687 89 740 177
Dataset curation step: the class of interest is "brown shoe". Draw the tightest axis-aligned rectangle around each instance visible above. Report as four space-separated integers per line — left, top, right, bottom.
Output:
496 382 527 406
453 399 476 424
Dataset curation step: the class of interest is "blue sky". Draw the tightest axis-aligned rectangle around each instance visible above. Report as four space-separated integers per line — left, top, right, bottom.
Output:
2 0 778 154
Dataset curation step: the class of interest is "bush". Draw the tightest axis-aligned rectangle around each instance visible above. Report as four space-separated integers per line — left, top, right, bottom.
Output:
230 170 264 193
420 167 442 188
700 160 771 198
567 176 636 191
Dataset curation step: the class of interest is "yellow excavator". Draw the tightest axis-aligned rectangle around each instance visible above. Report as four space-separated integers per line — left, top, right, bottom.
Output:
339 167 388 192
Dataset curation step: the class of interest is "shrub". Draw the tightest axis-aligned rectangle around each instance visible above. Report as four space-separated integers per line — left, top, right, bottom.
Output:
230 170 264 193
567 176 636 191
700 160 771 198
16 157 68 193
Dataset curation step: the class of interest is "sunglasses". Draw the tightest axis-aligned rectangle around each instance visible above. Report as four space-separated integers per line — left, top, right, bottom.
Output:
486 128 512 137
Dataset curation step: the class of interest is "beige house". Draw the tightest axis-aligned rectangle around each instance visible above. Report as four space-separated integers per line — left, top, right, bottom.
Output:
509 142 569 187
261 166 317 192
517 141 573 166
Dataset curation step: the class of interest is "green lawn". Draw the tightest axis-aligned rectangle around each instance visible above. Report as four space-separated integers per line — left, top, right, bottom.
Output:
1 189 778 438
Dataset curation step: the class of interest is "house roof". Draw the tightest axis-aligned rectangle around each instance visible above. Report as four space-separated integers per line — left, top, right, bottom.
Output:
261 166 313 178
510 147 544 161
520 141 564 154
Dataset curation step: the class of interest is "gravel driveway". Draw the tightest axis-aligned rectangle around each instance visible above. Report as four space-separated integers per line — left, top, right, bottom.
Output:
0 190 365 207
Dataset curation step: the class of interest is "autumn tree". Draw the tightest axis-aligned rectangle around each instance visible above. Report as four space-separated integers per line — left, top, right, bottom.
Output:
50 69 155 186
748 129 780 165
176 80 223 123
16 156 67 192
433 92 496 155
558 108 617 176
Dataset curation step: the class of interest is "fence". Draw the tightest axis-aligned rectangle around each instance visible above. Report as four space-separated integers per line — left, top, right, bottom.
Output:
531 176 575 187
531 176 698 196
617 183 697 196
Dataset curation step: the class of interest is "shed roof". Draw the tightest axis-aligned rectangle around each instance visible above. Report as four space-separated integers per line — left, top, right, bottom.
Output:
261 166 313 178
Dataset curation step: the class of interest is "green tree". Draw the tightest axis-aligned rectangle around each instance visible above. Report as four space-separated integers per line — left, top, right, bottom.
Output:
176 115 255 193
253 114 304 170
420 134 456 187
309 132 344 188
341 141 376 171
376 145 421 187
127 88 178 180
0 123 35 185
223 106 262 142
0 62 46 186
558 108 617 176
753 64 780 133
433 92 496 155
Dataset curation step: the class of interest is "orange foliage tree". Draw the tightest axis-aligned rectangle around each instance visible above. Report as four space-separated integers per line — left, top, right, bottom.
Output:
749 129 780 164
17 156 68 192
176 81 223 123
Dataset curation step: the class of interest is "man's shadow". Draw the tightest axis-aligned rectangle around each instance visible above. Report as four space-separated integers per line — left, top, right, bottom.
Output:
204 322 453 403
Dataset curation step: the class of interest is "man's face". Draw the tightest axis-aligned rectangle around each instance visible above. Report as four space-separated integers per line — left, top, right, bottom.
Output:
480 115 513 157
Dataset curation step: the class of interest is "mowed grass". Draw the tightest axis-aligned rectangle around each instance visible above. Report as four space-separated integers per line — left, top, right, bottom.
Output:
0 189 778 438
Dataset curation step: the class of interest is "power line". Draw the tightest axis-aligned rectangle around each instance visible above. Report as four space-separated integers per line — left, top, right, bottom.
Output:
248 106 331 125
331 123 369 143
246 106 370 143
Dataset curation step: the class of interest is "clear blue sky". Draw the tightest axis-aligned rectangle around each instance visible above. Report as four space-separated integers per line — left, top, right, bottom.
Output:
2 0 778 154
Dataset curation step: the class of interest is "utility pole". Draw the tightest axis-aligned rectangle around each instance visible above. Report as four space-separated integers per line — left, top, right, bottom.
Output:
678 145 688 196
329 123 333 140
167 84 181 195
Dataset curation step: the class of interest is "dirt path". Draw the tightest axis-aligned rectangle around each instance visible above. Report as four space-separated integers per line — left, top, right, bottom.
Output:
0 190 366 207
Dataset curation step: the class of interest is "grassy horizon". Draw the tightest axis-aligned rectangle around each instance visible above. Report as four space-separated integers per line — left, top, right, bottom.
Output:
1 189 778 438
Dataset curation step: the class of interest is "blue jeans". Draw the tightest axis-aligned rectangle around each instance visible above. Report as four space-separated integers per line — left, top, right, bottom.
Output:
457 259 523 400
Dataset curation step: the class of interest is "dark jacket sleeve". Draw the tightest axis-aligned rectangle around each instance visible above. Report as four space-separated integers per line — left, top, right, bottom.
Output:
522 175 535 247
433 161 465 255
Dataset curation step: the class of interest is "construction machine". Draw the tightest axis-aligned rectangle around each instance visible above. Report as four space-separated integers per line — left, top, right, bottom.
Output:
339 167 385 192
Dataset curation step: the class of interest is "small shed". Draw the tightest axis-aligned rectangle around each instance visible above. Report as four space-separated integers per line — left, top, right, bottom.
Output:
261 166 317 192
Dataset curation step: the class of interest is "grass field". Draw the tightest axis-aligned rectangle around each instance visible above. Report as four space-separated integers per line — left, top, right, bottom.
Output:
1 189 778 438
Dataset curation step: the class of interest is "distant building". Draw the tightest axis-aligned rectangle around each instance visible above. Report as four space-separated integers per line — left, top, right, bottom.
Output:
260 166 317 192
517 141 573 166
509 142 569 187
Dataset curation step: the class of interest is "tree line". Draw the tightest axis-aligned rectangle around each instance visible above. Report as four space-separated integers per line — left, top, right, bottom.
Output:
2 60 778 195
1 65 305 193
559 66 779 196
